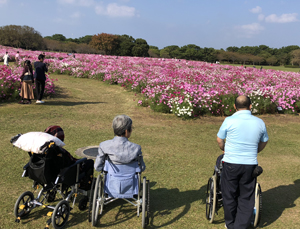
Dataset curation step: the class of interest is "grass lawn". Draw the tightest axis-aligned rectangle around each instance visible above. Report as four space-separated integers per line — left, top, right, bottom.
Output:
1 74 300 229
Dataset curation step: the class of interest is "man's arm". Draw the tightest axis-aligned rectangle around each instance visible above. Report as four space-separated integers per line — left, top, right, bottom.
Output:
217 137 225 151
258 141 268 153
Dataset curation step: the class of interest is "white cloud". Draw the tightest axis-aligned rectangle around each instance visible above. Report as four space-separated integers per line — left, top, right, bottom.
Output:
258 14 265 21
70 11 83 18
0 0 7 4
265 13 298 23
95 3 136 17
235 23 264 38
250 6 262 14
57 0 76 4
57 0 94 7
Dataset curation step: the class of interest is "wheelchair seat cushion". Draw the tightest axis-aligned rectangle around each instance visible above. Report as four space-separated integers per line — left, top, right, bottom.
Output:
13 132 65 154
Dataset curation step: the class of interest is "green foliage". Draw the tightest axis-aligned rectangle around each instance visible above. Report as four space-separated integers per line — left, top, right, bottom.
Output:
132 38 149 57
149 94 171 113
284 65 300 68
0 25 45 50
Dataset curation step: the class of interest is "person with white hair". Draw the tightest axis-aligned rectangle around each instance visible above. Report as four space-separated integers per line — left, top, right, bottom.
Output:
94 115 146 172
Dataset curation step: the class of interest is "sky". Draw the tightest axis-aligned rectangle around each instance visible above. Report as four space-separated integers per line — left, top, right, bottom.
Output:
0 0 300 50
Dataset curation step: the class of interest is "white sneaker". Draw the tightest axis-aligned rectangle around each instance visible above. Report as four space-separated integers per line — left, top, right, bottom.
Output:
36 100 44 104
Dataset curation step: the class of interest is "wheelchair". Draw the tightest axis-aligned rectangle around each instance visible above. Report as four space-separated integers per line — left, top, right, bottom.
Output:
205 155 262 228
89 156 150 228
11 138 93 229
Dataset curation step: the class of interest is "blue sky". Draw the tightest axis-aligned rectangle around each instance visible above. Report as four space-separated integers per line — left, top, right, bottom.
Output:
0 0 299 49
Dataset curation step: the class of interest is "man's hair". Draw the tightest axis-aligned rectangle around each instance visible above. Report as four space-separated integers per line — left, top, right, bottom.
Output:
38 54 45 60
235 96 251 109
112 115 132 136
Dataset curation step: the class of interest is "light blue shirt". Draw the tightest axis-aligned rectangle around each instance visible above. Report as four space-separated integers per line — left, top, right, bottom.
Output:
217 110 269 165
94 136 146 172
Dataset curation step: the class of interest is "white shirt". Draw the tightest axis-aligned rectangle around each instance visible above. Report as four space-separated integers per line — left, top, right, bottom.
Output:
3 54 9 65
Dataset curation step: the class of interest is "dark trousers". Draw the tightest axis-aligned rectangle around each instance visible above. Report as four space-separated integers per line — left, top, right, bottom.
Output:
35 79 45 100
221 162 256 229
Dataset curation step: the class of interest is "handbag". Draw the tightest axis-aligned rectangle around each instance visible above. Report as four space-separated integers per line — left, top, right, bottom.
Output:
23 69 33 83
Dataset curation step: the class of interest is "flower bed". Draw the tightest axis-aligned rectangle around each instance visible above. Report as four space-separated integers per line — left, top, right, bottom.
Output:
1 45 300 116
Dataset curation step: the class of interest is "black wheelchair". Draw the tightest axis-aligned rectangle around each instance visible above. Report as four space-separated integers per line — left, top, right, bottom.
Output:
11 138 93 229
89 156 150 228
205 155 262 228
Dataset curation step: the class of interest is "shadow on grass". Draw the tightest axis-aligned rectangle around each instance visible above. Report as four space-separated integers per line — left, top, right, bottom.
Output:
43 101 107 106
260 179 300 228
148 182 208 228
82 182 208 228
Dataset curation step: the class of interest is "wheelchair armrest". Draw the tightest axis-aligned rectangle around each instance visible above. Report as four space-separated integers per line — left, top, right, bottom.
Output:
23 162 30 170
56 158 87 184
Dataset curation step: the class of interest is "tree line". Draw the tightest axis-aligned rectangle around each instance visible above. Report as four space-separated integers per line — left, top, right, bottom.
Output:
1 24 300 66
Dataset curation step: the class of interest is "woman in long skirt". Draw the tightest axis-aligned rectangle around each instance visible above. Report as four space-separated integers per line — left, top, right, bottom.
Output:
19 60 34 104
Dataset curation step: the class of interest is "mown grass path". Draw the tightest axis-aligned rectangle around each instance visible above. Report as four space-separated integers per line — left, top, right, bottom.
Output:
1 74 300 228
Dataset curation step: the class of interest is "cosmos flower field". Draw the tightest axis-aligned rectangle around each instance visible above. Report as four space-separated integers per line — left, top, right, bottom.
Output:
1 45 300 117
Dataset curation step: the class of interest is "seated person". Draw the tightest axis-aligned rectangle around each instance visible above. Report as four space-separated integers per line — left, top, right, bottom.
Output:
94 115 146 172
44 125 94 190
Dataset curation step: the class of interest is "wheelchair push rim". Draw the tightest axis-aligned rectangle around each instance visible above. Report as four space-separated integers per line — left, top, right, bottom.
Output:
14 191 34 219
206 175 217 223
92 173 105 226
251 182 262 228
142 177 150 228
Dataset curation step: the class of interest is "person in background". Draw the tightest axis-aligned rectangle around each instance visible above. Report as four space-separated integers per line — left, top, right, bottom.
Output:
3 52 10 66
15 51 20 63
19 60 34 104
217 95 268 229
34 54 48 104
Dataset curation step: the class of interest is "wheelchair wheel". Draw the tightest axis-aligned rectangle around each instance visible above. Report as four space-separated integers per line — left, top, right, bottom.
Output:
52 200 70 229
142 177 150 228
252 183 262 228
88 177 96 222
206 175 217 223
92 173 104 226
79 196 88 211
14 191 34 218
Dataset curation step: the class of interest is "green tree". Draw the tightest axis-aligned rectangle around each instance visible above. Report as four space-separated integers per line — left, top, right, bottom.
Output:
0 25 45 50
116 34 135 56
47 34 67 42
132 38 149 57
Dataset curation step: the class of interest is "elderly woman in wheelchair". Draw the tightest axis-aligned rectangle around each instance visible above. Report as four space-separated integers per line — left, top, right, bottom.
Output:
91 115 149 228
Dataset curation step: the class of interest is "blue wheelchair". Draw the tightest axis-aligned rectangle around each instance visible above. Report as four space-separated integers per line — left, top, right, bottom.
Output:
89 156 150 228
205 155 262 228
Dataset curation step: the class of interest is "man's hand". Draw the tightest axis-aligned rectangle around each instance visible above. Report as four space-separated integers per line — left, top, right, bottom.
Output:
217 137 225 151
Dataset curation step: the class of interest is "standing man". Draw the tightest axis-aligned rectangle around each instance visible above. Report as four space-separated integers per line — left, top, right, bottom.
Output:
34 54 48 104
3 52 10 66
216 95 268 229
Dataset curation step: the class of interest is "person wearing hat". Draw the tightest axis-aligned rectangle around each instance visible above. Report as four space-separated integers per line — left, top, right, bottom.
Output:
44 125 94 190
